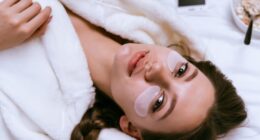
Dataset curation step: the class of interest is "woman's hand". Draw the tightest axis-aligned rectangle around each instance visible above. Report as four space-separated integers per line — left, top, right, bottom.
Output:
0 0 52 50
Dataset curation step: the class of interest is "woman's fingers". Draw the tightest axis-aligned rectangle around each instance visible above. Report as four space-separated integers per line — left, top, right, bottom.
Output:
32 16 52 37
19 2 41 22
11 0 32 13
0 0 52 49
25 7 52 36
1 0 19 7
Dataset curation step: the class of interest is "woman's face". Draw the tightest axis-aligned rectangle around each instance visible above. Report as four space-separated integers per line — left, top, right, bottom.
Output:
110 43 215 134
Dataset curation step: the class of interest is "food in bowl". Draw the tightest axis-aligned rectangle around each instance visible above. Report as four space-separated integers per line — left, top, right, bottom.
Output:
235 0 260 31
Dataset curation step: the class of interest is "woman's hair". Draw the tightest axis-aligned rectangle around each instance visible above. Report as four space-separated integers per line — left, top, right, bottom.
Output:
71 55 247 140
139 57 247 140
71 88 124 140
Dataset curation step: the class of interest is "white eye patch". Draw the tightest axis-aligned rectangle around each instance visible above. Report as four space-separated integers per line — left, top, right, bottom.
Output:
167 51 187 72
134 86 161 117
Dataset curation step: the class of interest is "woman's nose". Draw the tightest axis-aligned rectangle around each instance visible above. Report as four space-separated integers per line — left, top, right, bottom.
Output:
144 61 169 87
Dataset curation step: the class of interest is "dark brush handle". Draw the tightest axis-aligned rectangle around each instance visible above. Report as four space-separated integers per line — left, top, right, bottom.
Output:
244 19 253 45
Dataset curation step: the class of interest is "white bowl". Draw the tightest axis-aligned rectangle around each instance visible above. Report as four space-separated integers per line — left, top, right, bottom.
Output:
231 0 260 38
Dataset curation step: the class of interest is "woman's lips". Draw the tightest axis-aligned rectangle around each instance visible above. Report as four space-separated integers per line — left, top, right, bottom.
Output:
128 50 148 76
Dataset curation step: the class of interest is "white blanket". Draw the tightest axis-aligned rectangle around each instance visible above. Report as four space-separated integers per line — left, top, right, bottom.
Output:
0 0 260 140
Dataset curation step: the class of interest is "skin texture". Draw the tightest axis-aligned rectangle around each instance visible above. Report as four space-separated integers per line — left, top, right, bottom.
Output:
0 0 52 50
69 12 216 138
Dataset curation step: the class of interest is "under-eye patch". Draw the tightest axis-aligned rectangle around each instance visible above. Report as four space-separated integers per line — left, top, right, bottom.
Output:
134 86 161 117
167 51 187 72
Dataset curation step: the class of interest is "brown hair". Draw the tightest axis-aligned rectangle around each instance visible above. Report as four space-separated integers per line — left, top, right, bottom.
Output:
139 57 247 140
71 88 124 140
71 56 247 140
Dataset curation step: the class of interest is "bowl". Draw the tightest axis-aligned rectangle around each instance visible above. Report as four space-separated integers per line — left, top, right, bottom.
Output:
231 0 260 38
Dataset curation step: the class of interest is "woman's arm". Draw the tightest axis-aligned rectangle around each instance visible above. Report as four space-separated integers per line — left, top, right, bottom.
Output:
0 0 52 51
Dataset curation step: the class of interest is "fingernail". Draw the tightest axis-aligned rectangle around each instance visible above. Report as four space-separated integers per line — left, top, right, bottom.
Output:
46 6 52 11
48 16 53 22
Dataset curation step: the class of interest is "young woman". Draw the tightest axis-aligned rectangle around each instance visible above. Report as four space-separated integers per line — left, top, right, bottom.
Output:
0 1 247 138
68 11 247 140
0 0 51 51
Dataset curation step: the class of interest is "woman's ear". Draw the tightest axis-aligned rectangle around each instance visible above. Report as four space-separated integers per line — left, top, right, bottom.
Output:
119 115 142 139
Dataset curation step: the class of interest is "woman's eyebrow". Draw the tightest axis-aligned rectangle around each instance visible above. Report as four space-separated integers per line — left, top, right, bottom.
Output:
159 97 176 120
185 69 198 82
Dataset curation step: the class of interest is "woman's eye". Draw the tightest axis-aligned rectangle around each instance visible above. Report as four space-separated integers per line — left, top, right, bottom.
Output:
175 63 188 77
152 93 165 112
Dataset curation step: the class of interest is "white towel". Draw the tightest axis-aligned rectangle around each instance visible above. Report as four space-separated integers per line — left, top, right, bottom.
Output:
61 0 205 60
0 0 95 140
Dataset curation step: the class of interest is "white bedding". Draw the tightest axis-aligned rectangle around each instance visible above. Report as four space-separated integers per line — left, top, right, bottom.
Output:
0 0 259 140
